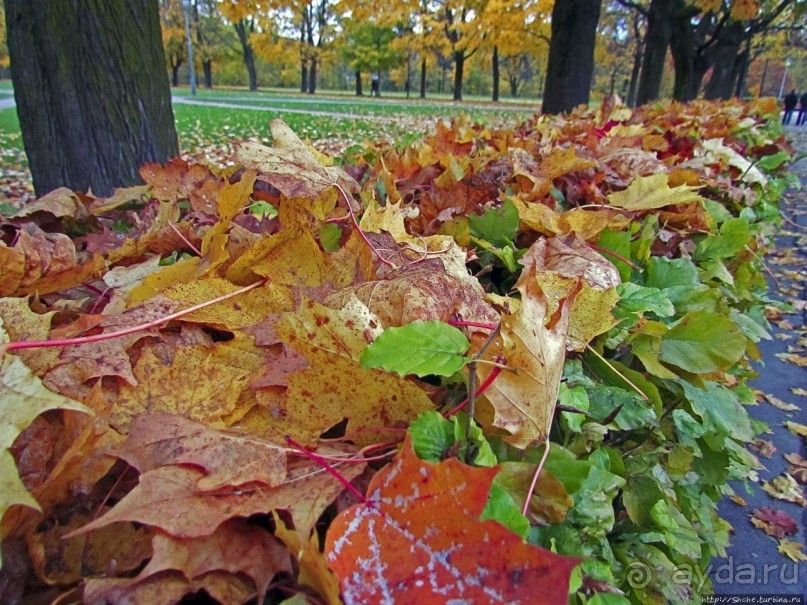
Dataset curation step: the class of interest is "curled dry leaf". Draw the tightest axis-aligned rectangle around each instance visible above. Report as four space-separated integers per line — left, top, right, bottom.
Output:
67 453 364 542
519 235 620 351
478 265 575 447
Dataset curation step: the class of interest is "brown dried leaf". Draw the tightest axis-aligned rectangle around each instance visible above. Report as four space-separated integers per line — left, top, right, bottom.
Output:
110 414 288 491
479 266 573 447
236 120 359 200
67 455 364 540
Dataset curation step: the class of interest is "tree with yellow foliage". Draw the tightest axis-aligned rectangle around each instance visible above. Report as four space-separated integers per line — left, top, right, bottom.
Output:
219 0 265 90
160 0 188 87
482 0 551 101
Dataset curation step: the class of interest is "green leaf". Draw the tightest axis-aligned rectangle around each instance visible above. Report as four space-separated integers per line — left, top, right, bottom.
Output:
587 592 632 605
615 283 674 318
645 257 699 289
408 411 454 462
659 311 746 373
649 500 702 560
623 475 664 526
756 151 790 171
468 199 519 248
693 218 750 261
361 321 469 377
481 481 530 539
558 383 590 433
451 413 496 466
247 200 278 219
319 223 342 252
679 380 754 441
585 384 657 431
597 229 632 282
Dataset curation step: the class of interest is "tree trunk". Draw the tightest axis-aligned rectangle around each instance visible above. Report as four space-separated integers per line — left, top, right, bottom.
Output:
758 57 769 96
703 21 744 100
203 59 212 88
733 41 750 98
171 61 181 87
627 19 644 107
355 70 363 96
308 57 317 94
301 61 308 93
234 19 257 91
5 0 178 197
420 57 427 98
542 0 602 114
492 46 499 102
453 51 464 101
509 75 518 97
636 0 674 105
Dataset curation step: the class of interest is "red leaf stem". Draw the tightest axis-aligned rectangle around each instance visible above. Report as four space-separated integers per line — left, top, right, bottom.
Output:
447 320 498 331
0 279 267 355
285 436 370 506
444 365 503 418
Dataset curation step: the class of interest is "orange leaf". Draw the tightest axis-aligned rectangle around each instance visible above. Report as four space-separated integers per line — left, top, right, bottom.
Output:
325 437 580 604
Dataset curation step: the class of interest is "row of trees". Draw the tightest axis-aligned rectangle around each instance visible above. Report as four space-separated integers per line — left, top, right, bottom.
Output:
1 0 805 198
161 0 804 108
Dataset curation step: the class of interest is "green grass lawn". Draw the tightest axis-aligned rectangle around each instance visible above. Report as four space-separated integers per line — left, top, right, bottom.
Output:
0 80 539 201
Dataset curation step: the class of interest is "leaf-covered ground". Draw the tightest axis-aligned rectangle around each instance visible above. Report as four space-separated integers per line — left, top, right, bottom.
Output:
0 98 803 604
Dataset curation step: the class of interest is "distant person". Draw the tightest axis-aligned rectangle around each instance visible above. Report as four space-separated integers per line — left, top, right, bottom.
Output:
798 91 807 126
371 74 379 97
783 89 798 124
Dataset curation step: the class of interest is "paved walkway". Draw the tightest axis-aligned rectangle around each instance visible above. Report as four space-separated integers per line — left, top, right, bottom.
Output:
171 95 394 122
712 126 806 598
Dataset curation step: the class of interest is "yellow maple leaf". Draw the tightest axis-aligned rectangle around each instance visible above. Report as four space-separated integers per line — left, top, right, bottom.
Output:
0 321 92 567
274 298 433 446
778 539 807 563
607 173 702 211
109 339 261 434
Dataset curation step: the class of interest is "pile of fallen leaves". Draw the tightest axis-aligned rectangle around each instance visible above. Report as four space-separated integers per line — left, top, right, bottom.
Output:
0 98 800 604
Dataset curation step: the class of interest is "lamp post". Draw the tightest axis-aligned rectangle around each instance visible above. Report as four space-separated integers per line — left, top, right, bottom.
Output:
778 57 792 100
183 0 197 96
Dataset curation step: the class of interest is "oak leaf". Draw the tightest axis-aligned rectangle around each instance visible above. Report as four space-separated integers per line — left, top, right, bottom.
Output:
325 437 580 604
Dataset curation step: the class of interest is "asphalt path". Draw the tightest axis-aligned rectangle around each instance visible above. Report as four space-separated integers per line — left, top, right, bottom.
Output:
710 126 806 600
